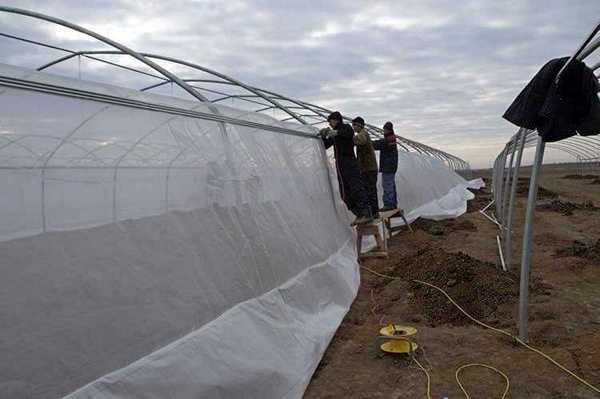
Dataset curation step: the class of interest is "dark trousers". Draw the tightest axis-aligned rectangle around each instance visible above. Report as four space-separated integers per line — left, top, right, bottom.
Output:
336 157 370 217
362 170 379 216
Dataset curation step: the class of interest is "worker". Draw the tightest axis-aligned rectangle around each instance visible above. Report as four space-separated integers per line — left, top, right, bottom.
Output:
352 116 379 219
320 111 373 225
373 121 398 212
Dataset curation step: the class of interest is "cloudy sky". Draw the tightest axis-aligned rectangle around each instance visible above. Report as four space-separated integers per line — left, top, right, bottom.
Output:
1 0 599 168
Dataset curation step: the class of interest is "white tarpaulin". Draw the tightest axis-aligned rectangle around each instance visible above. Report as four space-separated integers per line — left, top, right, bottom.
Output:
0 64 475 398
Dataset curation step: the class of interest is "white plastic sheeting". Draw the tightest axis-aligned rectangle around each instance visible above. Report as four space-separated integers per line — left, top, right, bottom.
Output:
393 153 479 222
0 64 475 398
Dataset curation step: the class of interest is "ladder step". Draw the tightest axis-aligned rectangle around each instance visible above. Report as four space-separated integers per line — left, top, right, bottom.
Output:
359 250 388 259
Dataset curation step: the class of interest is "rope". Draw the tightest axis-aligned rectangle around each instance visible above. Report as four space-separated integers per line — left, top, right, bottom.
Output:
455 363 510 399
412 357 432 399
361 265 600 397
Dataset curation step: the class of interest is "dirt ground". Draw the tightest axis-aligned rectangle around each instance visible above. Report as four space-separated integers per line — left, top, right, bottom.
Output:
304 166 600 399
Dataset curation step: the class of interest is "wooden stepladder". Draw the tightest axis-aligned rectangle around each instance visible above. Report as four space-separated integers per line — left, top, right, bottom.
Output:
356 221 388 260
381 208 413 239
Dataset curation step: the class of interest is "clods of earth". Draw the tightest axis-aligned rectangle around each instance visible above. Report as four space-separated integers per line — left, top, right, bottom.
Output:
537 199 599 216
563 174 599 180
516 178 558 199
555 239 600 262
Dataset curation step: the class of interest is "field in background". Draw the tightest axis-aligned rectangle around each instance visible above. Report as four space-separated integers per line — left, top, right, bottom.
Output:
305 165 600 398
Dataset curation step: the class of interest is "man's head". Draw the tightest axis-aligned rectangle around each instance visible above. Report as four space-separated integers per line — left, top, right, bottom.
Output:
383 121 396 145
352 116 365 133
383 121 394 135
327 111 343 129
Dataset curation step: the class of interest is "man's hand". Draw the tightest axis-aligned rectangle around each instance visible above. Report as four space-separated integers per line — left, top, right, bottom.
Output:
319 127 336 139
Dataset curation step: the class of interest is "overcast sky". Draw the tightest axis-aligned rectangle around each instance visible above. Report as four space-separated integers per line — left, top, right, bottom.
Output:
1 0 599 168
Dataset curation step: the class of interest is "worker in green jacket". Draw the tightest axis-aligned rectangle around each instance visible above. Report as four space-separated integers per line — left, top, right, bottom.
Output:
352 117 379 219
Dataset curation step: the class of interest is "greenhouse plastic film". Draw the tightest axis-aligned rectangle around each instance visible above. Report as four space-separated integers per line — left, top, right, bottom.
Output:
0 64 475 398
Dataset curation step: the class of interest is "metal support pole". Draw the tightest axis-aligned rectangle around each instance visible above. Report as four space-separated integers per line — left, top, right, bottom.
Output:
496 137 517 269
492 158 498 217
494 151 506 224
518 136 546 342
504 128 527 270
499 149 509 224
502 139 518 225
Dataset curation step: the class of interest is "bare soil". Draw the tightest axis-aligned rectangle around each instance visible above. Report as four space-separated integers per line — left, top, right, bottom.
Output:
556 239 600 262
563 174 599 180
516 177 558 199
305 167 600 399
537 199 599 216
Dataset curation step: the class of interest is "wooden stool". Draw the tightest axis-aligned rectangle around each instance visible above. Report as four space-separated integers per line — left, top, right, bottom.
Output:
356 221 388 260
381 208 413 239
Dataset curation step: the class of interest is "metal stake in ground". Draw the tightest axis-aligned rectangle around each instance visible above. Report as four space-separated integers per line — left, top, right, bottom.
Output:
518 135 546 342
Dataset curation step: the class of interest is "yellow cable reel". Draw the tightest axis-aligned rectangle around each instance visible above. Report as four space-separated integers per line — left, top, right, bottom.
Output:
379 324 419 354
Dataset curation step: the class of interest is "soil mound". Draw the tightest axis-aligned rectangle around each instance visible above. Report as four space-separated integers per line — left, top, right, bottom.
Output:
516 178 557 199
563 174 598 180
556 239 600 262
466 189 492 213
411 218 477 236
537 199 599 216
388 248 518 326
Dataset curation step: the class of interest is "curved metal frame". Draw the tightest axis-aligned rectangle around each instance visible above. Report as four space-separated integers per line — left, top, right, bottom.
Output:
0 5 472 229
490 19 600 342
37 50 309 125
0 7 213 103
1 24 470 170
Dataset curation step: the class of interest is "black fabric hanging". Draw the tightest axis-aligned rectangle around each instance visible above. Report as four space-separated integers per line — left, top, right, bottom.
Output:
503 57 600 142
577 76 600 136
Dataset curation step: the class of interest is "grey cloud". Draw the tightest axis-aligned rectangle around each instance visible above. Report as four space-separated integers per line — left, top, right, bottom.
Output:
1 0 599 167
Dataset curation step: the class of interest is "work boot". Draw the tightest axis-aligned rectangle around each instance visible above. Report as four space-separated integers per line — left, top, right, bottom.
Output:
380 206 397 213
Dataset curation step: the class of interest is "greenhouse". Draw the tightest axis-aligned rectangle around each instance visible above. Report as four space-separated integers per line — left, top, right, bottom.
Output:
0 7 478 399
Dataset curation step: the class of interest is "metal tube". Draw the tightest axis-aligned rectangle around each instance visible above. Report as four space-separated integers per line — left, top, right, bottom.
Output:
490 156 499 217
494 151 506 224
577 34 600 61
518 136 546 342
491 157 498 202
0 31 72 52
547 144 590 160
154 55 310 123
0 76 315 138
566 137 600 156
555 22 600 83
504 128 527 270
497 154 505 221
552 141 598 159
34 40 311 125
502 139 518 225
0 7 213 104
1 9 469 165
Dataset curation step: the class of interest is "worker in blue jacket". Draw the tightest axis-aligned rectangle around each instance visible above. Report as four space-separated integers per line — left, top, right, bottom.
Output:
372 121 398 211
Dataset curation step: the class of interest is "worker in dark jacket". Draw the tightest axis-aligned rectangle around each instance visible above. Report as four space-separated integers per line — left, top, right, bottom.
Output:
320 111 373 225
373 121 398 211
352 116 379 219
